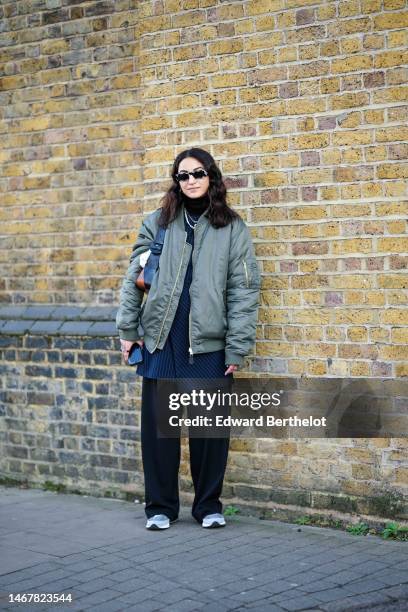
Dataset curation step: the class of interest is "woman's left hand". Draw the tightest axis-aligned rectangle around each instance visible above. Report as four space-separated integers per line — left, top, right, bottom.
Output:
225 364 238 375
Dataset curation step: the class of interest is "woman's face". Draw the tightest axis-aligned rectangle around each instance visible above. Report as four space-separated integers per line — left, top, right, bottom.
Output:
177 157 210 199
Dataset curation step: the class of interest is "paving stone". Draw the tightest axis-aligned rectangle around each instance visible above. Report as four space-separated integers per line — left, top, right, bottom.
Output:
25 578 82 593
199 597 247 611
278 593 328 610
1 485 407 612
314 586 367 602
72 567 116 583
121 600 162 612
318 591 396 611
109 578 150 594
108 569 143 584
296 577 342 594
153 588 199 604
0 562 63 584
86 599 127 612
229 588 273 603
367 601 408 611
165 599 206 611
326 569 371 584
373 570 408 586
74 587 123 607
243 603 285 612
382 583 408 599
76 576 119 594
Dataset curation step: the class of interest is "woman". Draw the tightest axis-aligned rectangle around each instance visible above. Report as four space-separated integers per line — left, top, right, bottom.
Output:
116 148 260 530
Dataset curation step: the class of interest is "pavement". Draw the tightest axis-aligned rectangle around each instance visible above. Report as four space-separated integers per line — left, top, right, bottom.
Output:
0 485 407 612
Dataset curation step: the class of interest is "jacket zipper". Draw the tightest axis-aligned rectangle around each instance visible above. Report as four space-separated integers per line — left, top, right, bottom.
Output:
188 309 194 364
242 259 250 288
188 220 201 365
152 236 187 351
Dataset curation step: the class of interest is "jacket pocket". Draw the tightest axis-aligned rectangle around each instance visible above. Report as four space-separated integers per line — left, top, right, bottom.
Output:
242 258 261 289
242 259 250 288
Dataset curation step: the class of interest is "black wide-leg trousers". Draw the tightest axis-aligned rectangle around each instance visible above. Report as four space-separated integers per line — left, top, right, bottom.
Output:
140 377 230 523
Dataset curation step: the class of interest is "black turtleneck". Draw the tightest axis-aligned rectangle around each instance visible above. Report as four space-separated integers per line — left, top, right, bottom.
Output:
183 192 210 217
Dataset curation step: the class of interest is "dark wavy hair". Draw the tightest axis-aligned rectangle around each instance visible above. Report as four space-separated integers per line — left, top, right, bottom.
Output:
158 148 239 229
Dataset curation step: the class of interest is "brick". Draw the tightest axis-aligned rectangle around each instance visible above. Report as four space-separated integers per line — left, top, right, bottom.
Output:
377 163 408 179
289 60 329 79
378 345 407 360
291 133 329 149
331 92 370 110
374 11 408 30
380 309 407 324
254 172 287 187
377 236 408 253
85 368 111 380
331 55 372 74
292 241 328 255
27 391 55 406
332 238 372 254
279 82 298 98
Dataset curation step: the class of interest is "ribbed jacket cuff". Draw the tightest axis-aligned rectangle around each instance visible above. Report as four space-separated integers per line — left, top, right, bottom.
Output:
225 351 245 367
118 329 142 341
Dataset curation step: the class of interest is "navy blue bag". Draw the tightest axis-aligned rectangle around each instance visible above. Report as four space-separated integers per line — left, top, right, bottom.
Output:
135 226 166 292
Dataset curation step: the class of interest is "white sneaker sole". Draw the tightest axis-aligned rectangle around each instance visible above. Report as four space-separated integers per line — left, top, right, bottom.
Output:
146 518 178 531
202 520 226 529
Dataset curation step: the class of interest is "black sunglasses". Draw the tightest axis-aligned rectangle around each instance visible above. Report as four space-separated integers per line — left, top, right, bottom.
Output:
175 169 208 182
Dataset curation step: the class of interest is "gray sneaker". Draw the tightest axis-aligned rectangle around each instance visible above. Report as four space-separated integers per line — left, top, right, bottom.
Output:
146 514 171 530
202 513 226 528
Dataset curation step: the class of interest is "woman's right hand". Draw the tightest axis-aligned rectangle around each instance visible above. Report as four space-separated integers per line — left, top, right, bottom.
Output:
120 339 144 363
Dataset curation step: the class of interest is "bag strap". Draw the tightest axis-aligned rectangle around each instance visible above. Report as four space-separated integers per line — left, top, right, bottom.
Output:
143 226 166 289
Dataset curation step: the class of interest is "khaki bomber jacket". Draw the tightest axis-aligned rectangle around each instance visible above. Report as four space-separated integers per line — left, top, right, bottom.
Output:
116 203 261 367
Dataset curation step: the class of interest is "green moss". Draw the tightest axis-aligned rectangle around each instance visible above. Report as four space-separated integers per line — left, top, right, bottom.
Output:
0 476 24 487
368 492 405 519
328 495 358 514
43 481 67 493
303 514 342 529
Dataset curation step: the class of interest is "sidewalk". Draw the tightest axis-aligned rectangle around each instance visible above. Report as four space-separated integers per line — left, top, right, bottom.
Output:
0 485 406 612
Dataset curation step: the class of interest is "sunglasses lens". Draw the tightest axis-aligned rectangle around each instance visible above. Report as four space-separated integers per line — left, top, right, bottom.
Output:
176 173 190 182
175 170 207 182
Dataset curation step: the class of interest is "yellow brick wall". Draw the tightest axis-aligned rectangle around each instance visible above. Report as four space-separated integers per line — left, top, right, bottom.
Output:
1 0 407 519
1 0 407 380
